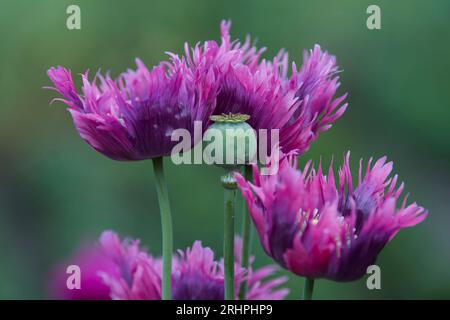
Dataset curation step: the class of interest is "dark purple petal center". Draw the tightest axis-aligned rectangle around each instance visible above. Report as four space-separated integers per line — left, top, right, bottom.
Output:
172 271 224 300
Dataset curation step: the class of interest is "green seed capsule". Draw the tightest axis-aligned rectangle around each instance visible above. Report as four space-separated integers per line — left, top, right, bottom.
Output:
203 113 257 170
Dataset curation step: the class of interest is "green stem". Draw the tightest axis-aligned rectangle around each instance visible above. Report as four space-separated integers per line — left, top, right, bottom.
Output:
302 278 315 300
238 165 253 300
152 157 173 300
222 172 237 300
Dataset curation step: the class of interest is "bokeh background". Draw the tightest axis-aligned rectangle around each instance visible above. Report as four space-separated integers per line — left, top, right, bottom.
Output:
0 0 449 299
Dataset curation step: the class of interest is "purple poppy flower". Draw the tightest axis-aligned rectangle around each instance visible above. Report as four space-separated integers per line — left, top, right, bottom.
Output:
49 236 120 300
46 57 217 160
53 231 289 300
235 152 427 281
98 231 162 299
103 233 288 300
177 21 347 155
50 231 161 300
168 237 289 300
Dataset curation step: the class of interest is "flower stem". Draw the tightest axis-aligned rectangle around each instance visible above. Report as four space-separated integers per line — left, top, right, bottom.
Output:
302 278 315 300
152 157 173 300
222 172 237 300
238 165 253 300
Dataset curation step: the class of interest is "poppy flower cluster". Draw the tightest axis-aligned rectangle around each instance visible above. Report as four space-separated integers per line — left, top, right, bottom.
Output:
51 231 288 300
47 20 426 300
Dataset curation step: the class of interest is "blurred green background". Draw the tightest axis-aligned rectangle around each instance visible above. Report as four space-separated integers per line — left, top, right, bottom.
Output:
0 0 449 299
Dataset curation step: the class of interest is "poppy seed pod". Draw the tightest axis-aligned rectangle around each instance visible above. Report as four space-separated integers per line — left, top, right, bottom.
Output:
203 113 257 170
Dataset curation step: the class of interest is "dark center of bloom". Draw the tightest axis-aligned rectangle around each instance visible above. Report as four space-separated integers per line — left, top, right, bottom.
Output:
214 84 256 124
339 184 378 234
172 271 224 300
267 203 301 267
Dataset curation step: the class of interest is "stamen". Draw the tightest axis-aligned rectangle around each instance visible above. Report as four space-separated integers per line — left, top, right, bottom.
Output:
298 209 309 235
335 235 342 258
312 208 319 219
